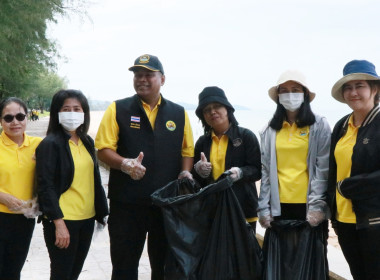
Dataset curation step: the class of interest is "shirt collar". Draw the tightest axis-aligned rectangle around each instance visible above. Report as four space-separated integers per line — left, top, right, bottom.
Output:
141 96 162 111
1 131 29 147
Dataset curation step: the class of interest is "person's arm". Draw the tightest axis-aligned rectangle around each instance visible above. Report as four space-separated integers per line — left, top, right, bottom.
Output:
0 192 24 211
308 118 331 213
95 102 120 168
97 148 125 170
36 138 64 220
306 118 331 226
181 157 194 172
95 103 146 180
338 170 380 200
257 128 273 228
235 128 261 182
192 137 212 184
53 218 70 249
178 111 195 179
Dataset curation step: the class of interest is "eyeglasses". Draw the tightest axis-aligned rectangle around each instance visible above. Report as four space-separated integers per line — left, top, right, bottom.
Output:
2 113 27 123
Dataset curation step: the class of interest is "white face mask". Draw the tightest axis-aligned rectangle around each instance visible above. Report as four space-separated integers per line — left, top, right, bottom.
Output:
58 112 84 132
278 92 304 112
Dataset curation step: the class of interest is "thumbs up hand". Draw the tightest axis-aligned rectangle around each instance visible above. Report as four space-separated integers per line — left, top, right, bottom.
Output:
194 152 212 178
121 152 146 180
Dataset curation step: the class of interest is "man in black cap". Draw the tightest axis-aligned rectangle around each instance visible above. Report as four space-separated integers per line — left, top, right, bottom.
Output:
95 54 194 280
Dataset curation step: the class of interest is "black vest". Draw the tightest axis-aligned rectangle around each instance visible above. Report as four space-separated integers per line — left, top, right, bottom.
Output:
108 94 185 205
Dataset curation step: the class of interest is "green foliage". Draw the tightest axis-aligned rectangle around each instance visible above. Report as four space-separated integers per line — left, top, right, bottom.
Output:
0 0 88 107
26 70 68 113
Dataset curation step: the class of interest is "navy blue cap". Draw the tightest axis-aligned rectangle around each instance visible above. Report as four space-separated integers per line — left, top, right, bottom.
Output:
128 54 164 75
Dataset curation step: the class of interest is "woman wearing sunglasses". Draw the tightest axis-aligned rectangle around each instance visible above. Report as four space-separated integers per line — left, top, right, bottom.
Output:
0 97 42 279
36 90 108 280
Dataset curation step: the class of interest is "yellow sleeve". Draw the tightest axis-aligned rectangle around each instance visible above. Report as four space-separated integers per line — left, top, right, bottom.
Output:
181 110 194 157
95 102 119 151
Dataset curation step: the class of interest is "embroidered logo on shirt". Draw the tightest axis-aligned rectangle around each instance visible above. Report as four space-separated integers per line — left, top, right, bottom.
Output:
233 138 242 147
166 120 176 131
363 138 369 144
300 130 308 136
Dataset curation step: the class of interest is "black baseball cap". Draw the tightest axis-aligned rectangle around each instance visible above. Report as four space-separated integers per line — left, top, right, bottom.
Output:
128 54 164 75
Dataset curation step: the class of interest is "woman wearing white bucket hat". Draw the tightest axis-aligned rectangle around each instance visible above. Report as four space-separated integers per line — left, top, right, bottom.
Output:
258 70 331 279
328 59 380 280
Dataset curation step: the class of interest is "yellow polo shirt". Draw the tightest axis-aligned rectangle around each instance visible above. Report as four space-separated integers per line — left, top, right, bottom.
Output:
334 115 357 224
59 139 95 220
95 98 194 157
210 132 229 180
276 122 309 203
0 132 42 213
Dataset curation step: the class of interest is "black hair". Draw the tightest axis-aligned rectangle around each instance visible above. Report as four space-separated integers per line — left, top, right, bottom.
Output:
367 80 380 105
47 89 90 139
269 89 316 131
0 97 28 117
199 107 239 134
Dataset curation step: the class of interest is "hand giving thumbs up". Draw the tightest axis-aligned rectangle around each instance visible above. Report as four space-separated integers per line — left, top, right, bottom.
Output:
194 152 212 178
121 152 146 180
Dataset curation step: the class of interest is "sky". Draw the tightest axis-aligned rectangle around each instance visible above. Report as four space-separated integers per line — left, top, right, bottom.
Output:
47 0 380 126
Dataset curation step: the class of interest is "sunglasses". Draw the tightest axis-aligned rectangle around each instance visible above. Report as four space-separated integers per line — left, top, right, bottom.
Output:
2 113 27 123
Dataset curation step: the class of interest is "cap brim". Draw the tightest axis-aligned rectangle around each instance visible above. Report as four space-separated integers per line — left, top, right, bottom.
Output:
128 65 161 72
331 73 380 103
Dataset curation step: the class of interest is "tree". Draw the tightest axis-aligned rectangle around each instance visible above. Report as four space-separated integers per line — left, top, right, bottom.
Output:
26 70 68 113
0 0 88 102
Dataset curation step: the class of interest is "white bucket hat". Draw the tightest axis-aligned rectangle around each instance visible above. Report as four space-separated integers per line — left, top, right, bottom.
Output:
268 70 316 102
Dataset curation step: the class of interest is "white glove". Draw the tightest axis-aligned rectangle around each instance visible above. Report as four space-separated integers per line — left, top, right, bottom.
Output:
120 152 146 180
259 214 273 229
178 170 193 180
228 167 242 182
306 210 325 227
194 152 212 178
10 197 42 219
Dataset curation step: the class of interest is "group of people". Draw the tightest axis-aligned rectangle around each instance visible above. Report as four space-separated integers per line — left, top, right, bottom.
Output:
29 109 39 121
0 54 379 280
0 92 109 280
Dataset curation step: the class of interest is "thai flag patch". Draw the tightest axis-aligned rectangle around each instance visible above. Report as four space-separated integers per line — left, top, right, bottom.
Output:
131 116 140 123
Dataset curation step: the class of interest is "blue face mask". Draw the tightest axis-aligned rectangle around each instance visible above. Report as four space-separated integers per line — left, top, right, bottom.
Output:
279 92 304 112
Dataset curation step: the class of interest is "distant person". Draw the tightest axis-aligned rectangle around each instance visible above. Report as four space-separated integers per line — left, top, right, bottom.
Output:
328 60 380 280
193 86 261 232
95 54 194 280
31 109 37 121
36 89 109 280
0 97 42 280
258 70 331 279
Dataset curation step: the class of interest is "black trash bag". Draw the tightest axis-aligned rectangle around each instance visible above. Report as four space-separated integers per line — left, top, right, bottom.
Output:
262 220 329 280
151 176 263 280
